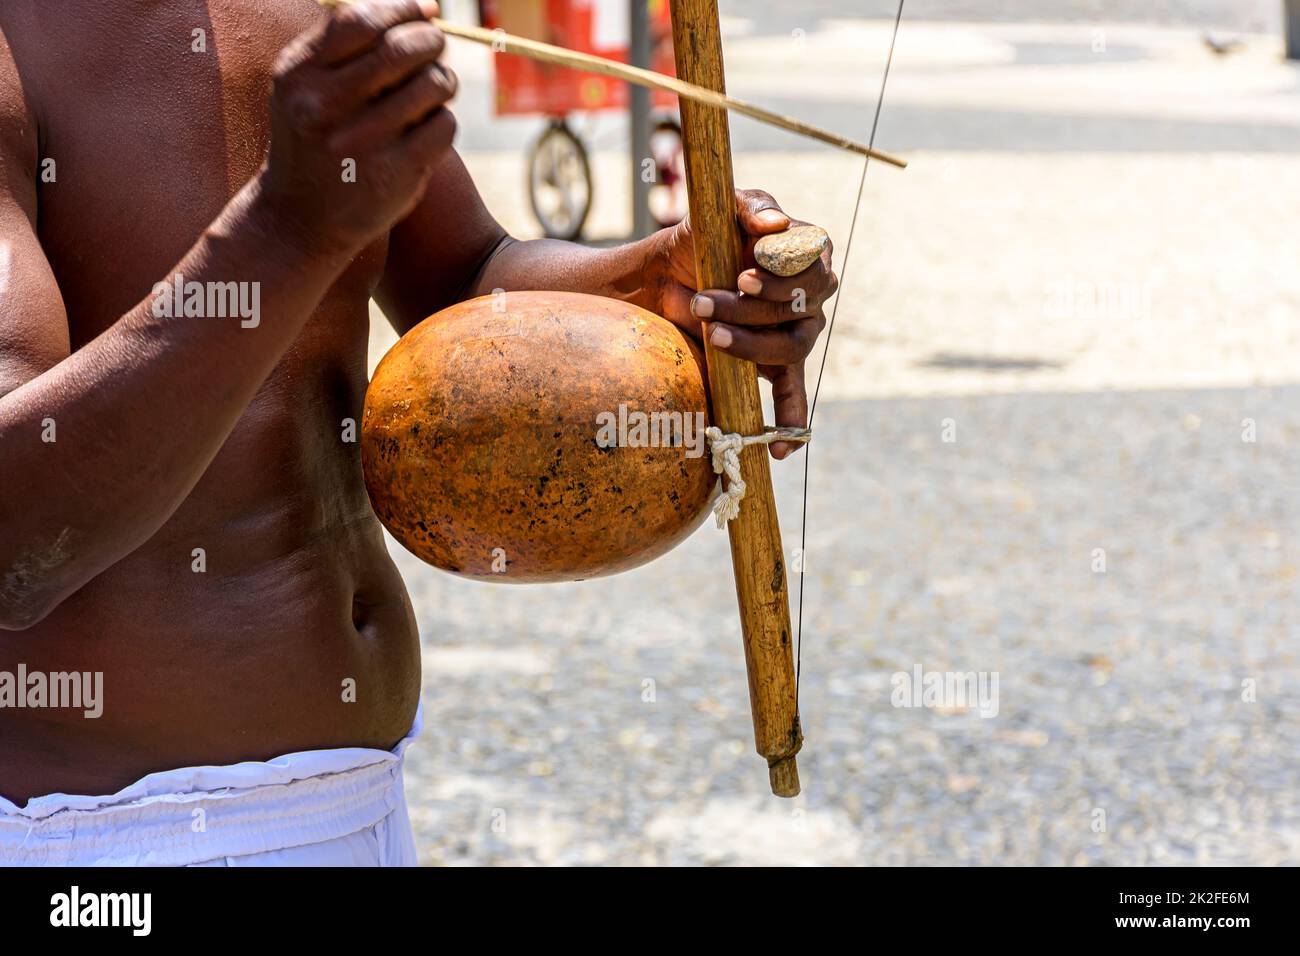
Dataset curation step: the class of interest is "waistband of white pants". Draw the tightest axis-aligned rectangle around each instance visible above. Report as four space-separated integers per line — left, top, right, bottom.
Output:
0 704 422 867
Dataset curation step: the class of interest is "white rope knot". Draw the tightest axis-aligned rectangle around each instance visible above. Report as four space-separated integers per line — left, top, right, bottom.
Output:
705 425 812 528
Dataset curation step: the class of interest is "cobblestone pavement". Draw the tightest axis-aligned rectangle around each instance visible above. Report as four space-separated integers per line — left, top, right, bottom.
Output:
370 8 1300 864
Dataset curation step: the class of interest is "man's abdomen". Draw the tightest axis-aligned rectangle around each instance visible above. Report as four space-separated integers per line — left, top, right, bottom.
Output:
0 399 421 805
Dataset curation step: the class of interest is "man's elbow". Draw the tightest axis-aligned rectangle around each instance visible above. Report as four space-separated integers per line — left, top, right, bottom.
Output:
0 538 77 631
0 570 64 630
0 593 57 631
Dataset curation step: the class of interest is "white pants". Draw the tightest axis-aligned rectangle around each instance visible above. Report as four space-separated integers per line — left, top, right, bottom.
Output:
0 707 421 867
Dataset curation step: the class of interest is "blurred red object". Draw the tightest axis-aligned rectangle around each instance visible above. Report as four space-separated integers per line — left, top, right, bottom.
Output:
480 0 677 115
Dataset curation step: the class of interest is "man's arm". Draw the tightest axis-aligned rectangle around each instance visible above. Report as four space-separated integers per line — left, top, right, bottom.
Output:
0 0 456 630
376 149 668 332
377 159 838 458
0 58 354 632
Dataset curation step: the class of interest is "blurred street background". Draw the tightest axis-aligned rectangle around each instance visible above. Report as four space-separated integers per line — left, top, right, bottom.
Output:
369 0 1300 864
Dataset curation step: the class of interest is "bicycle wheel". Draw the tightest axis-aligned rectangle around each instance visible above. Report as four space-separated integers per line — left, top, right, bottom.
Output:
527 120 593 240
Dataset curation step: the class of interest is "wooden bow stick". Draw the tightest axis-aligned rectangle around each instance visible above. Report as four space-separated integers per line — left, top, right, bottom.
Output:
318 0 905 167
668 0 804 797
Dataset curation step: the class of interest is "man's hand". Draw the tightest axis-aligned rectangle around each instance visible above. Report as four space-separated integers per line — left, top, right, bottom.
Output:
258 0 457 256
651 189 838 459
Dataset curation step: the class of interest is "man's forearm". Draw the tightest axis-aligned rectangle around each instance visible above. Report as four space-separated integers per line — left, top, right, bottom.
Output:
465 232 668 312
0 179 353 629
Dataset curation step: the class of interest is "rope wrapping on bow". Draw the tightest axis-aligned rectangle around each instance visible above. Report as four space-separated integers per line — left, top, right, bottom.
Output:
707 426 812 528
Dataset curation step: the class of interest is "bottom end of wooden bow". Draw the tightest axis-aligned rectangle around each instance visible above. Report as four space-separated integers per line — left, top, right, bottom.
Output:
768 755 801 797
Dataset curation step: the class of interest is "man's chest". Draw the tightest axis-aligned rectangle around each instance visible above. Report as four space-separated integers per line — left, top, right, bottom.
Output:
17 0 325 329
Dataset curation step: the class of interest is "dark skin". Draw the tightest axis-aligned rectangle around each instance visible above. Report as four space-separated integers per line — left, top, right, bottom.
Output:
0 0 837 804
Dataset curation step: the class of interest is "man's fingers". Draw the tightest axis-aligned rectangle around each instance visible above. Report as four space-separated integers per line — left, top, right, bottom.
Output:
313 0 439 66
689 288 796 328
388 105 459 166
704 315 824 366
329 63 458 152
764 364 809 459
736 263 838 305
331 20 447 104
656 284 706 342
672 189 822 462
735 187 790 236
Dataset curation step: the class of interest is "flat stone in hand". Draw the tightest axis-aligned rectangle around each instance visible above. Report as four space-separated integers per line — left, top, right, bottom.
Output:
754 225 830 277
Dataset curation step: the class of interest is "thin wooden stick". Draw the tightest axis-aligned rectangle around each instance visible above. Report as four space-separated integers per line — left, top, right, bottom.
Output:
318 0 906 168
670 0 803 797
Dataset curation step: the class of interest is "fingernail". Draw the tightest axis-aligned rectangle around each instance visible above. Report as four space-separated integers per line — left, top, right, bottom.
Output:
709 325 733 349
690 293 714 319
737 272 763 296
757 209 787 228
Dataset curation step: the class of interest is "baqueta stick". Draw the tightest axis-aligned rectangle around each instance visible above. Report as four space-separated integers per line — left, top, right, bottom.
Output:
317 0 906 167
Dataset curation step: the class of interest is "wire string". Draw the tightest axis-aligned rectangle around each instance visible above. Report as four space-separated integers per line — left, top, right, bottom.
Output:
795 0 906 706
